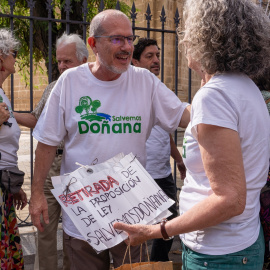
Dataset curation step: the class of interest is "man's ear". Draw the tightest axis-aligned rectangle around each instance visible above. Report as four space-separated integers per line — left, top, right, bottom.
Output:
88 37 98 55
132 58 139 67
82 56 88 64
88 37 96 49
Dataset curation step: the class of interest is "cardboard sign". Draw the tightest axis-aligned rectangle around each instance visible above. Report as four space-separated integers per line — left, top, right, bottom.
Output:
51 153 174 253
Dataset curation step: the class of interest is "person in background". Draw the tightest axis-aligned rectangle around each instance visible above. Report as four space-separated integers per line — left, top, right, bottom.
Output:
29 9 190 270
114 1 270 269
14 33 88 270
132 37 185 262
253 70 270 270
0 28 27 270
254 70 270 112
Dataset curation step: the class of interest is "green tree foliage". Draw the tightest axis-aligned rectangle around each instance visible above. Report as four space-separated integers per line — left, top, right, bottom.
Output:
0 0 131 83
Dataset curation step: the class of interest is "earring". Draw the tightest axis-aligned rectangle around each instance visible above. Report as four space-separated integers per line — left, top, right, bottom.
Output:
1 67 5 71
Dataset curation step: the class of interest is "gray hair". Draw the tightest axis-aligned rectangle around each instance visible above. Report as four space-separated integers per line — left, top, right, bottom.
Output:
89 10 130 37
0 28 20 57
180 0 270 79
56 33 89 62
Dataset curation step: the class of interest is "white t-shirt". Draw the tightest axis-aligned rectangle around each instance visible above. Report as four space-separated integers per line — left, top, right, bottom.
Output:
0 88 21 169
33 63 188 239
180 73 270 255
146 126 171 179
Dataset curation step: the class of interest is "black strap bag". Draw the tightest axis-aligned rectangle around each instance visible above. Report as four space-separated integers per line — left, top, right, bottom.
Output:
0 166 25 194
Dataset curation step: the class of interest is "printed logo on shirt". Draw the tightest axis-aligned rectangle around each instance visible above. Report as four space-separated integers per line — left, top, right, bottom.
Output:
75 96 141 135
0 94 14 118
182 137 187 158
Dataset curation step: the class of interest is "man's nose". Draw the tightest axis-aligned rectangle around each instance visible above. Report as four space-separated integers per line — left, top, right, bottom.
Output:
58 62 66 72
121 39 133 50
153 55 160 63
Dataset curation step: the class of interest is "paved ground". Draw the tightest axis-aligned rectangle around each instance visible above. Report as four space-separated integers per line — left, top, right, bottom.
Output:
17 130 36 226
16 129 184 269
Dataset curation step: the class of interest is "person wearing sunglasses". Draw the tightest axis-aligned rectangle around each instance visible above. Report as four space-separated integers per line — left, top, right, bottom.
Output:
0 28 27 270
30 9 190 270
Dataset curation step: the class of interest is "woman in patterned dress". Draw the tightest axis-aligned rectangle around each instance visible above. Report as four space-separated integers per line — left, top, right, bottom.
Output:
0 28 27 270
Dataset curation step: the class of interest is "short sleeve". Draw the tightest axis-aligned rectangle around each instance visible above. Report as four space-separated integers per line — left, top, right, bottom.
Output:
191 87 238 140
151 75 189 133
33 78 66 146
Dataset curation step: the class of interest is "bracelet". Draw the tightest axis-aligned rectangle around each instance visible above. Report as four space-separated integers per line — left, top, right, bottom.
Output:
160 218 173 241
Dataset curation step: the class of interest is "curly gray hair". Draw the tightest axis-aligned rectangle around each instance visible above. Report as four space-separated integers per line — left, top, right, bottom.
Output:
0 28 20 57
180 0 270 79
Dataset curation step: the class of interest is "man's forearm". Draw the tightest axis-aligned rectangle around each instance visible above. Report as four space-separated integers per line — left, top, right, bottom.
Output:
32 142 57 194
30 142 57 231
14 112 37 129
170 134 182 163
179 105 191 128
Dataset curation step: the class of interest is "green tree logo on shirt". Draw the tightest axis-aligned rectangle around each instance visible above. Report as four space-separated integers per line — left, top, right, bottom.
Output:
0 95 13 118
75 96 111 122
75 96 141 135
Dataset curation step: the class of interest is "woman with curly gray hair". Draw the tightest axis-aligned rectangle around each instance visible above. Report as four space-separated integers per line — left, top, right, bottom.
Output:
114 0 270 269
0 28 27 269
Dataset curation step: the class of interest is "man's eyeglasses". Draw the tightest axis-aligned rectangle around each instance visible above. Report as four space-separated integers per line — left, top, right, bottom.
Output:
10 51 18 59
94 35 139 46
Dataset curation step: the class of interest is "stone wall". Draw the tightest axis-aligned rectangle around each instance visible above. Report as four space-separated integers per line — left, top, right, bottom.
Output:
3 67 48 111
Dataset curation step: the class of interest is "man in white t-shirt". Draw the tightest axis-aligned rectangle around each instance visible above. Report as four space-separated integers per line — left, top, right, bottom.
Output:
30 9 190 270
132 38 185 262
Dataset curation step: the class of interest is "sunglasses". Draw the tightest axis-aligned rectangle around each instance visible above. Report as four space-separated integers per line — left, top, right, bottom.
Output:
11 51 18 59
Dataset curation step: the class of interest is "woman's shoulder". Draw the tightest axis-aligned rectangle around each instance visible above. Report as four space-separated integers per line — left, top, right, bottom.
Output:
197 73 255 99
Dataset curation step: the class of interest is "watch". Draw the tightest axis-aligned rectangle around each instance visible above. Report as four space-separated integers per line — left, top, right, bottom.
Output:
160 218 174 241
